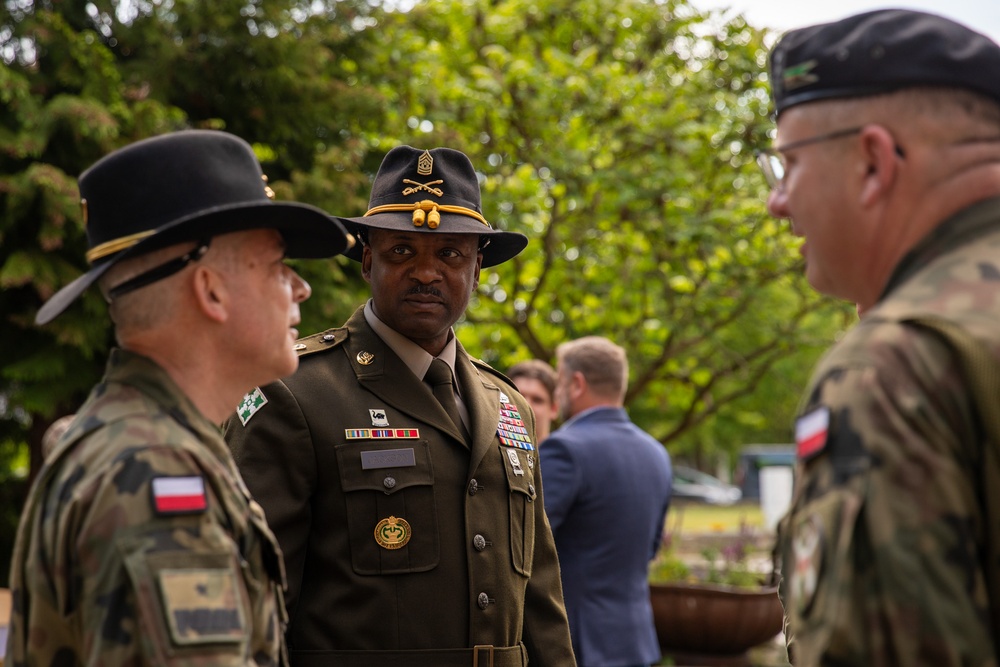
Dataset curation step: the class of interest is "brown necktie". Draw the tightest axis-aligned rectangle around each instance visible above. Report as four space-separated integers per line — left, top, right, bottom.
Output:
425 358 470 444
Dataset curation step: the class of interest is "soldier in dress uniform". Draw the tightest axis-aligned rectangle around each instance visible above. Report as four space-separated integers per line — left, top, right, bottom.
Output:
759 10 1000 665
7 130 351 666
225 146 575 666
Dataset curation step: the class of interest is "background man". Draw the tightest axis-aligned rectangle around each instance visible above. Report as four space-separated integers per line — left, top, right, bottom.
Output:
508 359 558 443
8 130 351 664
225 146 574 666
761 10 1000 664
540 336 672 667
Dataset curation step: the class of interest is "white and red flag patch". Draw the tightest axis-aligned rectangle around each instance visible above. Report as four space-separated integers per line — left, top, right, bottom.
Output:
152 476 208 515
795 407 830 460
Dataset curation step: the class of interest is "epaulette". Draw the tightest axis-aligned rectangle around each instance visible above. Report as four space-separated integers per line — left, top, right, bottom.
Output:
293 328 348 358
470 356 516 389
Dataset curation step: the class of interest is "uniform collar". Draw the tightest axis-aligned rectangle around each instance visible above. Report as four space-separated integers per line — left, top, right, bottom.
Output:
880 195 1000 302
363 299 461 391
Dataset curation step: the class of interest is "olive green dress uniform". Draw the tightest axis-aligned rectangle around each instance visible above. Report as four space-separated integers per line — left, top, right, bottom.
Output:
225 307 574 666
7 349 288 666
778 198 1000 665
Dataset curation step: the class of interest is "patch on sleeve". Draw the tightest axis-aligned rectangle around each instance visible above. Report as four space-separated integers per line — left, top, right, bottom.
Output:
790 514 823 616
157 567 246 645
795 406 830 460
152 476 207 515
237 387 268 426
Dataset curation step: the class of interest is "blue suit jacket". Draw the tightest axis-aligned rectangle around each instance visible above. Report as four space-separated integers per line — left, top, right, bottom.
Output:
540 406 672 667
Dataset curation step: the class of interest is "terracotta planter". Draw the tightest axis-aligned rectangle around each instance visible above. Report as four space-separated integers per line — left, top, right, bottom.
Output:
649 582 784 664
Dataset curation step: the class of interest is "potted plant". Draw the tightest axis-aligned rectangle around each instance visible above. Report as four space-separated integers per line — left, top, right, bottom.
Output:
648 519 786 666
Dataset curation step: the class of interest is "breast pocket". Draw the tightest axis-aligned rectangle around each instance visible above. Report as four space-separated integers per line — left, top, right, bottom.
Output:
336 440 440 575
501 447 537 577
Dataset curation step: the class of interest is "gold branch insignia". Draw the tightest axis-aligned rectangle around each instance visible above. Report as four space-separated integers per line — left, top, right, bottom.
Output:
402 179 444 197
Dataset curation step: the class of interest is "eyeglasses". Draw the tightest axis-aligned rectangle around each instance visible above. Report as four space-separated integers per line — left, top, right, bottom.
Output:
755 126 864 190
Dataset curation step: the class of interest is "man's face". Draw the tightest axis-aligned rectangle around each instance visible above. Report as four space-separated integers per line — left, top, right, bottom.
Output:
512 377 556 436
220 228 311 383
362 229 483 356
766 106 863 301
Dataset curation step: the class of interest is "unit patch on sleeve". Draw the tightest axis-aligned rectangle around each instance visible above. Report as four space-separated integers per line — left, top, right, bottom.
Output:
795 406 830 460
237 387 268 426
158 567 246 645
152 476 208 515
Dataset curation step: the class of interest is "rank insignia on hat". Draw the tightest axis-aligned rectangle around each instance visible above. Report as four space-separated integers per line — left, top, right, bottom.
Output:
417 149 433 175
782 60 819 91
237 387 268 426
152 476 207 515
375 515 412 550
795 406 830 460
370 409 390 427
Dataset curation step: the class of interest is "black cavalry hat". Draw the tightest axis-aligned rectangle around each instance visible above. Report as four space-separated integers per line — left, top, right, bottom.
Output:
342 146 528 268
770 9 1000 117
36 129 353 325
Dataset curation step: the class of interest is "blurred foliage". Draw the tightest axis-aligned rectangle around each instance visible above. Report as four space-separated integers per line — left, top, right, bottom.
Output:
0 0 855 585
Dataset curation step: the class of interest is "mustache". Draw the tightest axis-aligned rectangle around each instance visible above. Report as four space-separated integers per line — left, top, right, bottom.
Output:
406 285 444 298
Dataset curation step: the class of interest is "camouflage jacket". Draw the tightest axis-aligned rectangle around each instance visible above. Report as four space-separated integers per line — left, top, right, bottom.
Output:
778 197 1000 666
6 349 288 666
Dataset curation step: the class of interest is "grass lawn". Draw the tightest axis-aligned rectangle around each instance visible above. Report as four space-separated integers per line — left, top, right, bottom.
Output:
667 500 765 535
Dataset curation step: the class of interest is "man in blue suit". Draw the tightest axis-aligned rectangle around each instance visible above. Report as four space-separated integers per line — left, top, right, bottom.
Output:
540 336 673 667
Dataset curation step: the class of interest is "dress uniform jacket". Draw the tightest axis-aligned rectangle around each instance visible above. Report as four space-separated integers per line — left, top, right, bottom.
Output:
7 349 287 666
225 307 575 666
778 197 1000 666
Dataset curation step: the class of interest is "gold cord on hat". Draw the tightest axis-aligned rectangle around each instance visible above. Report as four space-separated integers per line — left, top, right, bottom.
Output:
86 230 157 263
364 200 490 230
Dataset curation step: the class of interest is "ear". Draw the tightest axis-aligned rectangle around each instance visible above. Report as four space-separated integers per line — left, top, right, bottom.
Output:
361 244 373 283
472 252 483 290
570 371 587 400
858 125 901 208
191 265 229 323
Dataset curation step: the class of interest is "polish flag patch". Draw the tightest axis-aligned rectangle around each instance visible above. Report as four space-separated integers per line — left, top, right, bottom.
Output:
795 407 830 460
152 476 208 515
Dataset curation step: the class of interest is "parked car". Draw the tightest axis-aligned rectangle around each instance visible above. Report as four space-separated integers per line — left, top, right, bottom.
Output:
671 465 742 505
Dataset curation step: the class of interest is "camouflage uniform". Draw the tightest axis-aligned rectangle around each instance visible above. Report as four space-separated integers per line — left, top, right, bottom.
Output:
7 348 288 666
778 197 1000 665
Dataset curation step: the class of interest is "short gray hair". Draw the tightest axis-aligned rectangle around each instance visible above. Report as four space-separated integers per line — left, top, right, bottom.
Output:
556 336 628 402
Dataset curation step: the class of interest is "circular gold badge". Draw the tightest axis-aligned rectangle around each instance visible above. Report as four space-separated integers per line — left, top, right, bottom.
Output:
375 515 411 550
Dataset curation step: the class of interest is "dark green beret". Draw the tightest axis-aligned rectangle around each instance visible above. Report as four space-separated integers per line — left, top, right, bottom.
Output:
770 9 1000 116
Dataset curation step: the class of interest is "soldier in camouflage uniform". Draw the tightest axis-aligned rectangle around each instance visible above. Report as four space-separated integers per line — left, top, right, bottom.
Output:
758 10 1000 666
7 130 351 665
225 146 575 666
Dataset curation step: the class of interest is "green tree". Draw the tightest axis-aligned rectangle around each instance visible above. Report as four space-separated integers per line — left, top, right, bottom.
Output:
361 0 854 462
0 0 383 583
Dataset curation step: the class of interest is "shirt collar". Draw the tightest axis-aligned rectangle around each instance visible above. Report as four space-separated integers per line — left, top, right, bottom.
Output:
363 299 461 388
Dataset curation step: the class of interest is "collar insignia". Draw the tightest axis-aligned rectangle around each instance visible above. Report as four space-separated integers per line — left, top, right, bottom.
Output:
237 387 268 426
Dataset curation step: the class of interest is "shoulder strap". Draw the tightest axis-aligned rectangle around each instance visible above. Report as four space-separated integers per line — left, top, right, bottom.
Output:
904 315 1000 441
905 314 1000 643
